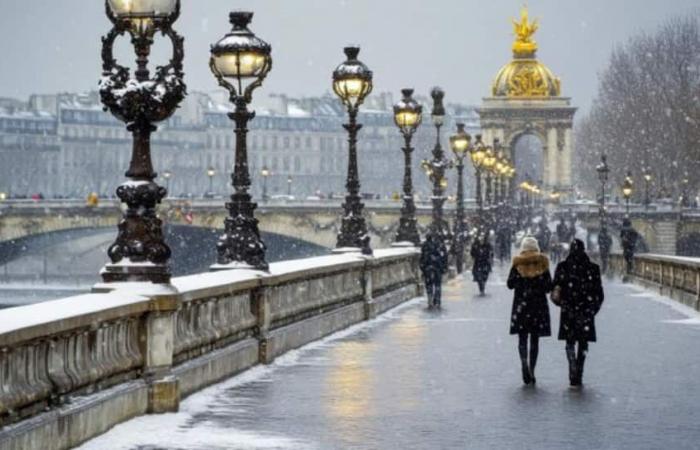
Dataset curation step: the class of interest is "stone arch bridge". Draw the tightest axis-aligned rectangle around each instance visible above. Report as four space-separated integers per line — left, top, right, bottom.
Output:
0 200 450 250
3 200 700 256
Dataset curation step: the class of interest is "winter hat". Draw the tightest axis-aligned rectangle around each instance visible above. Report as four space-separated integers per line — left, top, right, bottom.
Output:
520 236 540 253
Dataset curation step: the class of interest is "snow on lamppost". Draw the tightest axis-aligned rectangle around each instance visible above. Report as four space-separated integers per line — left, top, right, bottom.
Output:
209 11 272 271
392 88 423 247
449 123 471 273
596 153 609 225
422 87 452 242
332 47 373 255
98 0 186 285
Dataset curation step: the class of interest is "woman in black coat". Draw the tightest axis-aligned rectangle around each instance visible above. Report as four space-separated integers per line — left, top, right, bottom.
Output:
507 236 553 385
470 234 493 295
553 239 604 387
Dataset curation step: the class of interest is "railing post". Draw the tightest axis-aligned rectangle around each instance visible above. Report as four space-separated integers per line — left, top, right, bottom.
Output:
363 258 375 320
143 294 180 414
696 269 700 311
252 286 272 364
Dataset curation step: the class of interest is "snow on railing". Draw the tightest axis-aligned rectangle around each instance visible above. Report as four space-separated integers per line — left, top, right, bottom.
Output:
0 248 420 447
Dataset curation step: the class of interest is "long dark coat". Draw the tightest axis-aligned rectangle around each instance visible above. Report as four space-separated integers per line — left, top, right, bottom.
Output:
471 240 492 283
420 236 448 283
553 253 604 342
507 251 553 337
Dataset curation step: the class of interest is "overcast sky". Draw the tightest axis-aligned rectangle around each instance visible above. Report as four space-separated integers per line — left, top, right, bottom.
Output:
0 0 698 112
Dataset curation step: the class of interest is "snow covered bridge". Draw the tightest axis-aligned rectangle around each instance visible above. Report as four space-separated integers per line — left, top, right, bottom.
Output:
2 251 700 449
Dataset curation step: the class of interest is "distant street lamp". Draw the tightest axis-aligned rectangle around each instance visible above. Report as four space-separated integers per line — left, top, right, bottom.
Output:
449 123 471 273
622 170 634 216
482 144 497 206
163 170 172 197
332 46 373 254
206 166 216 197
681 172 690 208
210 11 272 270
392 88 422 246
643 167 652 210
596 154 609 219
99 0 186 284
261 166 270 202
421 87 452 242
469 135 486 212
287 175 293 197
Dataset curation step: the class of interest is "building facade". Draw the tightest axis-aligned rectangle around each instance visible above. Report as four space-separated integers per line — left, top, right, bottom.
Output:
0 91 480 202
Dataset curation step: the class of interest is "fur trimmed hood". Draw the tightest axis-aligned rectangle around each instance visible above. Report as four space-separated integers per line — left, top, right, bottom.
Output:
512 251 550 278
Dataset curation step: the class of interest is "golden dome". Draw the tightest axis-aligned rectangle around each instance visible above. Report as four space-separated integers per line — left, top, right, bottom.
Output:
491 7 561 98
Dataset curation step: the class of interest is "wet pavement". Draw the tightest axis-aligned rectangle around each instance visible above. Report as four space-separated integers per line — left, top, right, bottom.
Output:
80 267 700 450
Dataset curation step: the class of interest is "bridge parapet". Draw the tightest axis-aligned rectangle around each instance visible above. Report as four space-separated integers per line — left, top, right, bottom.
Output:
0 249 420 450
610 253 700 311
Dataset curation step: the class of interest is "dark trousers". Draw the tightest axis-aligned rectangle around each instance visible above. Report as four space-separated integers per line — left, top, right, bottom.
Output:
424 277 442 306
566 339 589 384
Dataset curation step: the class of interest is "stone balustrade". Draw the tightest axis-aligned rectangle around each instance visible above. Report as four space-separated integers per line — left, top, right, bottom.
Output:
0 248 421 450
610 253 700 311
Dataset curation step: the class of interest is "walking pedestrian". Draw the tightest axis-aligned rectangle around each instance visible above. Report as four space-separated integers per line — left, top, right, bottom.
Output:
507 236 552 385
552 239 604 387
470 232 493 296
598 226 612 274
620 219 639 274
420 232 448 308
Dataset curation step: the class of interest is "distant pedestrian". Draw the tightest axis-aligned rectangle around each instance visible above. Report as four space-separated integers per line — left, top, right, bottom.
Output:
535 221 552 254
507 236 553 385
470 233 493 295
620 219 639 274
552 239 604 387
598 226 612 274
420 232 448 308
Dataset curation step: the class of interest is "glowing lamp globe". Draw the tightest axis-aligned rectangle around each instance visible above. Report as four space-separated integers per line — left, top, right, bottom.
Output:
393 89 422 135
211 12 272 83
450 123 471 158
108 0 177 18
333 47 373 109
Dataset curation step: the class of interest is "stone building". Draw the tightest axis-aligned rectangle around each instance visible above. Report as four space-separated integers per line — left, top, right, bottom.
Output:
0 91 480 201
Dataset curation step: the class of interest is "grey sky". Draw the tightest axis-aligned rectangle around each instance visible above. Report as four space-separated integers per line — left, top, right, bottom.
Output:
0 0 697 112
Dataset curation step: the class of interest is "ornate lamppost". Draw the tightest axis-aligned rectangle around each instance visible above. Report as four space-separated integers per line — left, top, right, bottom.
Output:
469 135 486 212
99 0 186 284
596 154 611 272
206 166 216 198
596 154 609 220
449 123 471 273
421 87 452 241
332 47 374 254
393 88 422 246
622 170 633 216
261 166 270 202
210 11 272 270
482 144 497 207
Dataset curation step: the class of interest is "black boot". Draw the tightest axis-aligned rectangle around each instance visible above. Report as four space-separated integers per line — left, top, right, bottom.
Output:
521 361 532 385
576 354 586 386
566 345 579 386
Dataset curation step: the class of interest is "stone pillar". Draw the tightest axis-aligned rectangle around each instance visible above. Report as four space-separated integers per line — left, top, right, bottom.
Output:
546 127 558 188
562 127 573 189
143 294 180 414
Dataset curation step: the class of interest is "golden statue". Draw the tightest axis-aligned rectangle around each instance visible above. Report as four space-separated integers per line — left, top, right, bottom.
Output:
512 5 538 56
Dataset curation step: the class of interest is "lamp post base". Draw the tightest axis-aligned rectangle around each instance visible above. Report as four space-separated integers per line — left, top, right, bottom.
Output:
100 261 172 285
